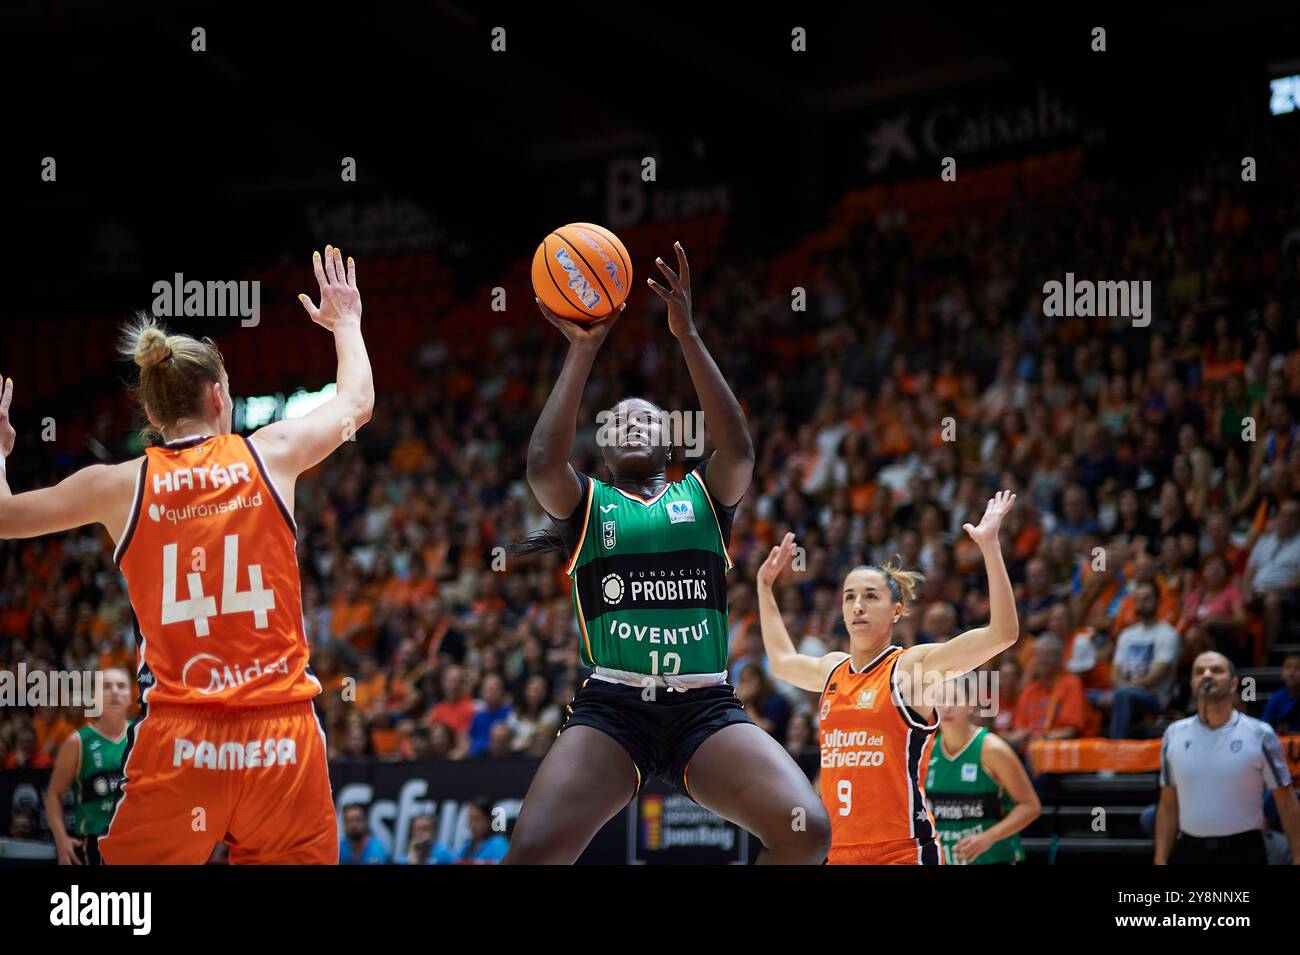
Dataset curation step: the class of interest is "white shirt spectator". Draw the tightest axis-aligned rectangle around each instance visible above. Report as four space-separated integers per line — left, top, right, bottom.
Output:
1066 631 1099 675
1160 711 1292 837
1247 530 1300 592
1113 619 1180 706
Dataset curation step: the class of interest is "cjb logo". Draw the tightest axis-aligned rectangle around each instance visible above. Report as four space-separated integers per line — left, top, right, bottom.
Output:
603 520 617 549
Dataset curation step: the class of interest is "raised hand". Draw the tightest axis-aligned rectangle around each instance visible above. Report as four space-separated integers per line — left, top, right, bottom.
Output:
758 531 798 590
299 245 362 331
0 376 15 457
646 241 695 339
536 297 624 350
962 490 1016 549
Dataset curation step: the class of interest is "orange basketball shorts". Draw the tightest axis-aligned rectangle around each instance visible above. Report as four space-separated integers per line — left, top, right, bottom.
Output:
828 838 943 865
100 700 338 865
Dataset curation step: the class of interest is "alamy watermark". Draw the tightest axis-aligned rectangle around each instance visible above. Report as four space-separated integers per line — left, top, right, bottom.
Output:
1 665 105 717
1042 273 1151 327
152 273 260 327
596 408 705 458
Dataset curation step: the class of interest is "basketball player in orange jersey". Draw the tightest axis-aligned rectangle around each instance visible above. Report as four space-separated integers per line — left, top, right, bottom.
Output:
0 245 373 864
756 490 1019 864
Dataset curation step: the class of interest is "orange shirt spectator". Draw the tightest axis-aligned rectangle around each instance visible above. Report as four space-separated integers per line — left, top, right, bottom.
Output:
430 697 475 736
331 580 376 651
1111 580 1180 635
1011 673 1089 738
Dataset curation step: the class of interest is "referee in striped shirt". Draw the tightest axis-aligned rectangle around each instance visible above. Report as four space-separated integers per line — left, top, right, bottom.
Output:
1155 651 1300 865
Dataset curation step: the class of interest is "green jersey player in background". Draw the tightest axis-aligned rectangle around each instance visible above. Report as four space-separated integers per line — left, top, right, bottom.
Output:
927 698 1040 864
504 242 830 864
45 667 133 864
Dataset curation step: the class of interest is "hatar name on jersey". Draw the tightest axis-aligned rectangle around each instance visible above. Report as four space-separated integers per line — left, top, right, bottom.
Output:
667 500 695 524
152 462 253 494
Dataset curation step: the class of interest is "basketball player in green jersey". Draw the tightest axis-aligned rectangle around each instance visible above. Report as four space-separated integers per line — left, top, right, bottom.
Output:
504 243 830 864
45 667 134 864
926 696 1040 865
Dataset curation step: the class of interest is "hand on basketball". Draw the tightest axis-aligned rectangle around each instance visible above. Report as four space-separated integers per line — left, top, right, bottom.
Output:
535 297 624 350
0 376 15 458
757 531 798 591
647 241 695 340
962 489 1015 550
299 245 362 331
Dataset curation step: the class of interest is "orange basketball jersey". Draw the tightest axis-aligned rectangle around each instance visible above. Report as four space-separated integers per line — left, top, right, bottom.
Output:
818 645 940 862
115 434 319 707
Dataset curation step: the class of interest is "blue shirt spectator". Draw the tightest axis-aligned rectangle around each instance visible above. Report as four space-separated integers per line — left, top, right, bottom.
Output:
467 673 513 757
339 804 388 864
1261 654 1300 735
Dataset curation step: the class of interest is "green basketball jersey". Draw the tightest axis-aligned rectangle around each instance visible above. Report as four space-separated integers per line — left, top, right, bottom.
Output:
557 461 735 676
925 727 1023 865
75 723 129 836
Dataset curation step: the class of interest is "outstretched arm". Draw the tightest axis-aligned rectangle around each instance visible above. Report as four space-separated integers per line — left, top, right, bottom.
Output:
648 243 754 507
250 247 374 485
525 300 624 519
756 532 848 692
0 377 139 541
901 491 1020 684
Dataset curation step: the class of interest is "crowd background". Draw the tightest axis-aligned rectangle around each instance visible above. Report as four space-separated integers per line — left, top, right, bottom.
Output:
5 130 1300 788
2 6 1300 868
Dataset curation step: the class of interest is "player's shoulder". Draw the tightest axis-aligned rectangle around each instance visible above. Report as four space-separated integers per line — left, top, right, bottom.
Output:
1236 711 1279 740
79 458 145 497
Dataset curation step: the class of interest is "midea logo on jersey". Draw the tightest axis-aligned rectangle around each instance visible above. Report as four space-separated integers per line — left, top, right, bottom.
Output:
602 573 625 605
148 491 262 525
667 500 695 524
181 652 290 695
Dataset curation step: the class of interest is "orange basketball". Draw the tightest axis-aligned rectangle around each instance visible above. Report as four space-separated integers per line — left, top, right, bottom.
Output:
531 222 632 323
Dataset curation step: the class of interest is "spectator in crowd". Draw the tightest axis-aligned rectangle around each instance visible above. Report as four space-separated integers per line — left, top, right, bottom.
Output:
434 798 509 864
1098 581 1181 738
991 657 1022 735
1004 635 1090 752
1017 558 1062 636
466 673 512 758
735 664 792 745
1178 553 1249 666
399 813 439 865
9 811 36 840
1243 494 1300 657
428 664 475 754
1155 652 1300 865
916 601 959 645
485 721 516 759
784 712 814 756
4 725 52 770
506 673 561 752
1262 651 1300 735
339 804 387 865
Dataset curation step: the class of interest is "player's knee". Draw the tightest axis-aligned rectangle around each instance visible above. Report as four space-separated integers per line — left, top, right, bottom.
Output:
803 801 833 859
767 798 831 861
500 825 572 865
